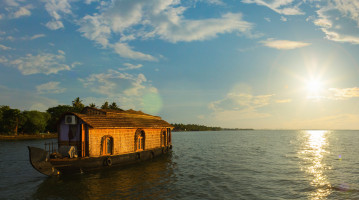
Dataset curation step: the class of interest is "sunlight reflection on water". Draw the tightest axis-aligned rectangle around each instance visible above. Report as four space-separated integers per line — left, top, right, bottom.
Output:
299 130 331 200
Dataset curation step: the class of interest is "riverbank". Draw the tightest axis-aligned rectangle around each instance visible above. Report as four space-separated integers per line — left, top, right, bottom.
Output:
0 134 57 140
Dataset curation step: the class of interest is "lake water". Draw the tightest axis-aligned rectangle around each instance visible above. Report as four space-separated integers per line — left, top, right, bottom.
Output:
1 130 359 199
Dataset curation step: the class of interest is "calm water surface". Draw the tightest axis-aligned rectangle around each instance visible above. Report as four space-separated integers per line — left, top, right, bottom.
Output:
1 130 359 199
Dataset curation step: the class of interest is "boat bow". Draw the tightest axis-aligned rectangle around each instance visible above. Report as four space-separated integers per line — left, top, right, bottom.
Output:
28 146 59 176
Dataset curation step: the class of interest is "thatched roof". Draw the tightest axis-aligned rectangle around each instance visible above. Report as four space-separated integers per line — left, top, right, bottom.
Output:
66 107 173 129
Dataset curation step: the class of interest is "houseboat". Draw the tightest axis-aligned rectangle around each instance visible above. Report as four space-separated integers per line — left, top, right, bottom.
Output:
28 107 173 176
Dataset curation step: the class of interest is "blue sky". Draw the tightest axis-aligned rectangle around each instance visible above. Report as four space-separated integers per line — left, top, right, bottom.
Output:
1 0 359 129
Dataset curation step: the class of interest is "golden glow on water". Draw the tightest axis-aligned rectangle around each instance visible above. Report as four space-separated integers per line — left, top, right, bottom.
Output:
300 130 331 199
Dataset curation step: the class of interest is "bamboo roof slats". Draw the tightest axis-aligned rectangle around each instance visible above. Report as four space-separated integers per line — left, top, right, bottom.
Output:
67 107 173 129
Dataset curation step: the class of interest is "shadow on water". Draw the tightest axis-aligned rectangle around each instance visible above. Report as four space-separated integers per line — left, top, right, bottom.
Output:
32 153 177 200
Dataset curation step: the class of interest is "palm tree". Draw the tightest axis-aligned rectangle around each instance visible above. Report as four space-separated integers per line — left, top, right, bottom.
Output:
109 102 118 110
101 101 109 109
89 103 96 108
72 97 84 112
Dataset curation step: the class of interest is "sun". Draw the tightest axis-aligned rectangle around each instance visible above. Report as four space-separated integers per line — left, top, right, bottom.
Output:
306 78 323 99
307 79 322 93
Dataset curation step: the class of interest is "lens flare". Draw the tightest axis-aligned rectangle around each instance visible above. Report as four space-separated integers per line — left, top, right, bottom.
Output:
142 93 163 115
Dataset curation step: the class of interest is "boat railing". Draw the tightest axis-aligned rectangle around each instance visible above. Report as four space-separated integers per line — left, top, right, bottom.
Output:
45 141 85 157
44 141 58 154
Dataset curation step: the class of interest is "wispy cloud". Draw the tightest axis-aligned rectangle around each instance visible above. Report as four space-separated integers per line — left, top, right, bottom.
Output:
44 0 72 30
80 70 154 97
4 50 73 75
3 0 33 19
321 29 359 44
111 42 157 61
20 34 46 41
78 0 253 60
209 92 274 111
241 0 304 15
12 6 31 18
36 81 66 94
0 56 8 63
207 92 274 127
119 63 143 71
260 38 311 50
329 87 359 99
333 0 359 27
4 0 20 7
84 0 98 5
310 1 359 45
0 84 59 112
46 20 64 30
0 44 12 50
30 34 46 40
280 16 287 21
276 99 292 103
79 69 159 111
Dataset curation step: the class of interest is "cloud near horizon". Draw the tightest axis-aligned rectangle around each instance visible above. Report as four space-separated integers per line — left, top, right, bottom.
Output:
329 87 359 99
0 84 59 112
209 92 274 111
36 81 66 94
79 69 160 112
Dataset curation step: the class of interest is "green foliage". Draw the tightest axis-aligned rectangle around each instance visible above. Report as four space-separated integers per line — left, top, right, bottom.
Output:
21 111 50 134
46 105 76 133
0 106 10 133
101 101 109 109
1 108 21 135
72 97 84 112
109 102 123 110
89 103 96 108
109 102 118 109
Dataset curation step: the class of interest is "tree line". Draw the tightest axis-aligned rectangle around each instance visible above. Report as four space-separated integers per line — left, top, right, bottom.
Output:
0 98 122 135
171 123 253 132
171 123 222 132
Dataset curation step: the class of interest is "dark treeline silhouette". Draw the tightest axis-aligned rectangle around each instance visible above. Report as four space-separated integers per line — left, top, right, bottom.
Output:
172 123 222 131
171 123 253 132
0 98 122 135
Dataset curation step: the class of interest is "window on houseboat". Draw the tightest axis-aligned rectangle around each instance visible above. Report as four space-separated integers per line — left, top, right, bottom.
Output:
138 136 142 150
135 130 145 151
102 136 113 155
106 137 112 155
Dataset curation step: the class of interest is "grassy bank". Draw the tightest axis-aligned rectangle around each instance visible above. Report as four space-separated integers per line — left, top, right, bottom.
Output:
0 133 58 141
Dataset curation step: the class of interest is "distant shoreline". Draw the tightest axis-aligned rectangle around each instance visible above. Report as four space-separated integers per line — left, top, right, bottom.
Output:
0 134 58 141
172 129 254 132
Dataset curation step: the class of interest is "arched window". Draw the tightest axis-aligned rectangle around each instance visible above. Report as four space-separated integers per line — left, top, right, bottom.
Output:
135 129 145 151
101 136 113 155
161 129 167 147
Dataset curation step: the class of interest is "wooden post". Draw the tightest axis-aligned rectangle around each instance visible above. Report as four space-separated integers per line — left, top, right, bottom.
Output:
81 124 85 157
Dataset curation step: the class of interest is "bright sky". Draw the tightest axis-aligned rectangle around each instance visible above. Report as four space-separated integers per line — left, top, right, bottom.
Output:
1 0 359 130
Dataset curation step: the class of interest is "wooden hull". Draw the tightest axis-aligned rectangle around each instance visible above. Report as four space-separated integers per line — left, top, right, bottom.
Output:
28 146 172 176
